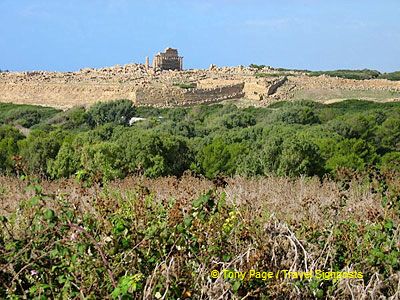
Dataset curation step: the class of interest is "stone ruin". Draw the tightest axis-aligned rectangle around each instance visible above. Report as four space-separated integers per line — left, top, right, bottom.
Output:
152 48 183 71
0 55 400 109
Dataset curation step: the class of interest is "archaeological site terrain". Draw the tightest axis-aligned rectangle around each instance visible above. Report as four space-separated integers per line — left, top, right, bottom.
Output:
1 62 400 109
1 60 400 299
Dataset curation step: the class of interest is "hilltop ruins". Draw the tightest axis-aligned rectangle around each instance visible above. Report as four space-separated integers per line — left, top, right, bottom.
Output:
0 49 400 109
152 48 183 71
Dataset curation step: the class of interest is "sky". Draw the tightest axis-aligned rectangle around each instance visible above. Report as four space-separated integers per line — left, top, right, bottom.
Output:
0 0 399 72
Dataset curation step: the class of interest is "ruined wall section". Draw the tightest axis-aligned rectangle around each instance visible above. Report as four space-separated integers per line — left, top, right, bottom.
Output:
290 75 400 92
134 86 186 106
182 83 245 105
243 82 269 100
242 77 287 100
267 77 288 95
0 82 138 109
136 83 245 107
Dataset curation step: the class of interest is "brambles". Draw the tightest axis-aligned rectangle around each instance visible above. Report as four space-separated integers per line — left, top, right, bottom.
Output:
0 174 399 298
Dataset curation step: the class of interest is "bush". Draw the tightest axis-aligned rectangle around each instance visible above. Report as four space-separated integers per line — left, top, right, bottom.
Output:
0 125 24 173
47 106 89 130
249 63 266 70
1 99 400 180
375 117 400 152
18 130 68 176
0 103 60 128
277 135 324 176
221 111 256 129
325 139 377 172
379 152 400 173
116 130 190 178
48 136 81 179
87 99 136 127
1 175 398 298
275 106 320 125
198 138 247 178
308 69 381 80
378 71 400 81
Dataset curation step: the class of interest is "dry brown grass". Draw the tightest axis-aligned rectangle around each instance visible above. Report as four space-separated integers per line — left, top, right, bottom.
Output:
0 174 399 299
2 174 393 226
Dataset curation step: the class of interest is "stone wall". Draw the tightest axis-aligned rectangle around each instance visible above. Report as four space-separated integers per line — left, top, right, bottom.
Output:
267 77 288 95
135 83 245 107
0 82 137 109
243 82 269 100
135 86 185 106
290 75 400 92
182 83 245 105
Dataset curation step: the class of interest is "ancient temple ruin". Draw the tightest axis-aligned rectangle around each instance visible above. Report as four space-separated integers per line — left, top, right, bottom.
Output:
152 48 183 71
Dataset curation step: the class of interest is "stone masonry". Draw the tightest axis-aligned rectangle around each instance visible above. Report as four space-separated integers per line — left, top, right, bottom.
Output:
0 63 400 109
152 48 183 71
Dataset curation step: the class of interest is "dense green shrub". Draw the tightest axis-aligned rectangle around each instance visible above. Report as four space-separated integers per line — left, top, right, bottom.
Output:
379 152 400 173
18 130 68 176
46 106 89 130
221 111 256 129
115 130 190 178
378 71 400 81
48 136 81 179
277 134 324 176
249 63 266 70
325 139 378 172
87 99 136 127
0 125 24 173
375 117 400 151
0 103 60 127
308 69 381 80
1 99 400 180
198 138 247 178
275 106 320 125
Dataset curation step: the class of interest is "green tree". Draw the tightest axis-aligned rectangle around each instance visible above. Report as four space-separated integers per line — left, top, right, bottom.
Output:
199 138 246 178
379 152 400 174
275 106 320 125
18 130 67 176
376 117 400 152
80 142 124 182
47 136 81 178
325 139 377 172
277 135 324 177
87 99 136 127
222 111 256 129
0 125 24 173
116 130 190 178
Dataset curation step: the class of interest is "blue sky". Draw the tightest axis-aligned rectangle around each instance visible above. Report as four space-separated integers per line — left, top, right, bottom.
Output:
1 0 399 72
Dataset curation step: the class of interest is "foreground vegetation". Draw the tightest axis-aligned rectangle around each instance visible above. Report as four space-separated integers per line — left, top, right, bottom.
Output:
0 173 399 299
0 99 400 184
0 99 399 298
